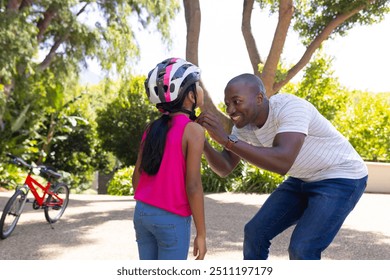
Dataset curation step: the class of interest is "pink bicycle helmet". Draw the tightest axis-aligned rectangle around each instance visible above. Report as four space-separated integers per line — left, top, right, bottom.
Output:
145 58 201 104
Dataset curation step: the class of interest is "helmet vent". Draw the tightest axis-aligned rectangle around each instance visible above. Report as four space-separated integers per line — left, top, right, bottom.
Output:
144 58 200 104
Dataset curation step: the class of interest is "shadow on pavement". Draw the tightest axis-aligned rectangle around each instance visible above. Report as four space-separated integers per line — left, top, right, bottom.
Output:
202 195 390 260
0 194 134 260
1 192 389 260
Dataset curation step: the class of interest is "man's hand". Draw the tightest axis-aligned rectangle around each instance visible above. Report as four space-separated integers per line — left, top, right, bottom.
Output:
196 112 228 146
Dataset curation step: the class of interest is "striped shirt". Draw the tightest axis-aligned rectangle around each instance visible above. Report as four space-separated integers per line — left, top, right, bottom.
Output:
232 93 368 182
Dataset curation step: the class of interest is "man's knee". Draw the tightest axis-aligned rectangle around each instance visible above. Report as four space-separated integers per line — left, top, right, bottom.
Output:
288 244 321 260
244 219 258 238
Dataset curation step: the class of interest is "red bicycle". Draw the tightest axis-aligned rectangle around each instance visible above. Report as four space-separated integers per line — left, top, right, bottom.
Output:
0 153 69 239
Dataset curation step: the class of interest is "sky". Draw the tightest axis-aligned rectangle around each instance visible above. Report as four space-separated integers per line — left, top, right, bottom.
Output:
83 0 390 104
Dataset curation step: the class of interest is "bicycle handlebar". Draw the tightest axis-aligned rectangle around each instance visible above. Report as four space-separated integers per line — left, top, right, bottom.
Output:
6 153 62 179
6 153 30 168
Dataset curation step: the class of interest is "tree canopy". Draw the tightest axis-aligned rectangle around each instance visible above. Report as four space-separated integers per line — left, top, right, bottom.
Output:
1 0 389 192
0 0 180 129
183 0 389 130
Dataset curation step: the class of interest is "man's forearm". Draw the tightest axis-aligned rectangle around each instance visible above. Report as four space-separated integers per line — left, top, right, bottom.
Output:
203 140 239 177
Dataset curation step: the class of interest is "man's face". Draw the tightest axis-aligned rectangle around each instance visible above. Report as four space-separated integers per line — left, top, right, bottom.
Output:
224 81 264 128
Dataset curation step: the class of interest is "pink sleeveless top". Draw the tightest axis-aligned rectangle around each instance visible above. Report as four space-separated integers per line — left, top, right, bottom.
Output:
134 114 192 216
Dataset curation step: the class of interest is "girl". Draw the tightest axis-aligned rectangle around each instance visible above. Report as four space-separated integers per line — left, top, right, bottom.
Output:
132 58 206 260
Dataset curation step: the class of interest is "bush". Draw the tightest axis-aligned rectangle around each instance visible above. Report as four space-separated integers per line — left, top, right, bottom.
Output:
333 91 390 162
107 166 135 196
201 138 285 194
202 159 285 194
201 158 243 193
235 163 286 193
0 163 25 190
96 77 159 166
106 155 283 196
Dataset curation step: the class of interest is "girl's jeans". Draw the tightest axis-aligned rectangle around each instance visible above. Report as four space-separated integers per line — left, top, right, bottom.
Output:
244 176 368 260
133 201 191 260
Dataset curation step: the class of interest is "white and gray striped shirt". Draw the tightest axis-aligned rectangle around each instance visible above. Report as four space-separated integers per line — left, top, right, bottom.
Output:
232 93 368 182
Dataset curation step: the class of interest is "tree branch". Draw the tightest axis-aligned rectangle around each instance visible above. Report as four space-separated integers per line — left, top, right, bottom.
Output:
37 7 57 42
19 0 33 10
6 0 22 11
242 0 263 74
273 2 372 94
76 2 89 16
38 35 67 71
37 3 89 71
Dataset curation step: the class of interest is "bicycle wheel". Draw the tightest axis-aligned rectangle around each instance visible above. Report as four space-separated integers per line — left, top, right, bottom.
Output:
0 189 27 239
44 183 69 224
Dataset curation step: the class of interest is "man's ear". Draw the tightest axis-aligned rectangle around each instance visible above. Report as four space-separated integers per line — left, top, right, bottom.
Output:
256 92 264 105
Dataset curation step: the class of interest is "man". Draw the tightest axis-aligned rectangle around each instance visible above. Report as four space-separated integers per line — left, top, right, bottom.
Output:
197 73 368 260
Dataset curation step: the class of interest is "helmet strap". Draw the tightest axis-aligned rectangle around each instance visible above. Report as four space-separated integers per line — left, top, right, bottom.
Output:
174 108 197 121
161 84 198 120
177 86 197 120
190 91 198 120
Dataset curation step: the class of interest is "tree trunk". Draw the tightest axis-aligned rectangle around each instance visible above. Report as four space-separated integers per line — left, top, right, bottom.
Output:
261 0 293 97
183 0 232 133
183 0 200 65
37 113 56 164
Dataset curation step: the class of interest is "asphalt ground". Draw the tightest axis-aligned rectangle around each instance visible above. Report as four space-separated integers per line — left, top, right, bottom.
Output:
0 191 389 260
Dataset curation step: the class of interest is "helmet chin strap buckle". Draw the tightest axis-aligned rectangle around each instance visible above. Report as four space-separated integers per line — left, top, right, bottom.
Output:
180 108 197 121
169 108 197 121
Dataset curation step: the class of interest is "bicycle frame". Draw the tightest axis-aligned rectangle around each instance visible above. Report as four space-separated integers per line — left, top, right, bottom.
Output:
1 153 70 239
24 173 64 208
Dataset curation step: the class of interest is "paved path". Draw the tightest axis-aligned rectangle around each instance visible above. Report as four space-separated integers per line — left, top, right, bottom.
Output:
0 191 389 260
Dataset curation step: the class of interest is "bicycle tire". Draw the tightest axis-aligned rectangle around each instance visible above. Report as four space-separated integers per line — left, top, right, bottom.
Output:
0 189 27 239
44 183 69 223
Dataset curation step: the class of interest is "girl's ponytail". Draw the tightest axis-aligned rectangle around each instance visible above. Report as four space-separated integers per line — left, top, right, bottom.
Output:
140 57 201 175
140 114 171 175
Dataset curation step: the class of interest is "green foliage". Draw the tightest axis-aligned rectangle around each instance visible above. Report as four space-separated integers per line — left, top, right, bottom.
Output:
286 52 348 121
233 163 285 193
0 1 180 157
42 112 99 193
291 0 390 45
0 73 111 192
0 0 181 193
333 91 390 162
283 52 390 163
107 166 135 196
96 76 159 166
0 163 25 190
201 157 244 193
0 67 74 156
0 9 38 84
0 0 180 86
202 157 285 194
201 138 285 194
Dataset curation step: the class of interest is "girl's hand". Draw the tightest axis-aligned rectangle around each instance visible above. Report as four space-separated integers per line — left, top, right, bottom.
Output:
193 235 207 260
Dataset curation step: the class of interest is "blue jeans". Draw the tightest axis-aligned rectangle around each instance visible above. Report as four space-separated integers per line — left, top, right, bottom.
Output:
243 176 368 260
133 201 192 260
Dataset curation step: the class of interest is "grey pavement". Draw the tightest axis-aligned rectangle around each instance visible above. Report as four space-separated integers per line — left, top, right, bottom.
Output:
0 191 389 260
